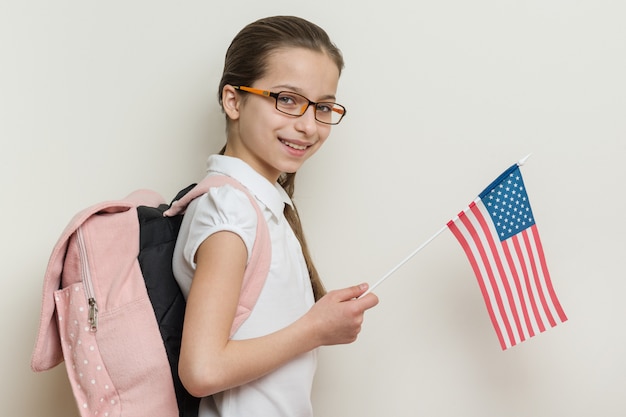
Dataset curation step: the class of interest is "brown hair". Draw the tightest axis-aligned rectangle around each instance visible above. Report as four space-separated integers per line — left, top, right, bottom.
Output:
218 16 343 301
218 16 344 106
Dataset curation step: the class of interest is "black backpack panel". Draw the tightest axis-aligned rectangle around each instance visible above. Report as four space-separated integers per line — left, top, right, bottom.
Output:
137 184 200 417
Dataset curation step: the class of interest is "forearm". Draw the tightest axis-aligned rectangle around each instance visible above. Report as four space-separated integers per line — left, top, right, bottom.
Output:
179 284 379 397
179 313 319 397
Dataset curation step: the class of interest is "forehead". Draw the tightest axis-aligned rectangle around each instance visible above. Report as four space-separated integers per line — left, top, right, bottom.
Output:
258 47 340 98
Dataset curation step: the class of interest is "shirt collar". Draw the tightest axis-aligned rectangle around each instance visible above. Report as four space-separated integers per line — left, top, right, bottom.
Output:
205 154 292 219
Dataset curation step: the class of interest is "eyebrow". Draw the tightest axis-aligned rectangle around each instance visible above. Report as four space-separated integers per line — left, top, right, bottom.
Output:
272 84 337 101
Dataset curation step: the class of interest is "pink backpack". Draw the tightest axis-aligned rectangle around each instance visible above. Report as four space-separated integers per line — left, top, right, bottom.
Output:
31 175 271 417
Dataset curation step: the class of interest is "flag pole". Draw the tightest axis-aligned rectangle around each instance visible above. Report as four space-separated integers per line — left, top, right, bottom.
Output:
518 153 531 166
359 224 448 298
358 153 532 299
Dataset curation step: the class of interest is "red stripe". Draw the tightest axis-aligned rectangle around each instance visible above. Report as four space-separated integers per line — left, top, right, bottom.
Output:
501 241 533 339
529 226 568 323
521 229 556 327
448 218 507 350
469 204 521 348
511 234 545 332
458 210 512 349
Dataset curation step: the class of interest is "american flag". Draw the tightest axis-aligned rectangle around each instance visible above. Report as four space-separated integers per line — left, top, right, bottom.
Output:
447 164 567 350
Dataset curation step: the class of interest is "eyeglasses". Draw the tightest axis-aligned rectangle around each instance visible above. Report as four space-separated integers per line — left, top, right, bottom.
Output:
233 86 346 125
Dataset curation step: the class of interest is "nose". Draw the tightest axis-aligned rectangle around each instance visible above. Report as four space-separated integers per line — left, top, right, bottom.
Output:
294 104 318 135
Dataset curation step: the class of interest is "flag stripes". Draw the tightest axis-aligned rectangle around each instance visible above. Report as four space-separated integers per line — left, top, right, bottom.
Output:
448 198 567 350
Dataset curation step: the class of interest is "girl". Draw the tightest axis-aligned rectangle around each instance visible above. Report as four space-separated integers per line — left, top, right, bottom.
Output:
172 16 379 417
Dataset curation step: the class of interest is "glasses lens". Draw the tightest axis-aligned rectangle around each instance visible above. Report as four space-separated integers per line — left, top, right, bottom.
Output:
275 92 308 116
315 103 345 125
276 92 345 125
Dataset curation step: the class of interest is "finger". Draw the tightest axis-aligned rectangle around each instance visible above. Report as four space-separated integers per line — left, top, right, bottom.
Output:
333 283 369 301
355 292 379 310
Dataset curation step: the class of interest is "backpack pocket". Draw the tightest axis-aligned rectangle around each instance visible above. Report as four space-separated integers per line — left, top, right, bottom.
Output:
55 282 121 417
55 282 179 417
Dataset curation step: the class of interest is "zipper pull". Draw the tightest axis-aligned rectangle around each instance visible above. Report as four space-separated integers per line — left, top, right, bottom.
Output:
88 298 99 332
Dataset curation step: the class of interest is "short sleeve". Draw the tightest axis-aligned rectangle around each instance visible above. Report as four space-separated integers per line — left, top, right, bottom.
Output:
181 184 258 270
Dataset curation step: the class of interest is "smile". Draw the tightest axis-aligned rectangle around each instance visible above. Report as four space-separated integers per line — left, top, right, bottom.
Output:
280 139 309 151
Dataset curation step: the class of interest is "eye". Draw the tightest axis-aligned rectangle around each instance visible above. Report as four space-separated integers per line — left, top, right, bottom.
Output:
276 93 300 108
316 103 334 113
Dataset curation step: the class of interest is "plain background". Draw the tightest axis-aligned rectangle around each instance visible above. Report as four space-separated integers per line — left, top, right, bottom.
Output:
2 1 625 416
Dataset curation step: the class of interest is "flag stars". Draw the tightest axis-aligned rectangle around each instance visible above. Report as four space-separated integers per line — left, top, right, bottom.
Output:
482 167 535 240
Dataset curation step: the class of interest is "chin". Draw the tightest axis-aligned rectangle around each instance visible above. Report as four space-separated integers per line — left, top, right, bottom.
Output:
282 163 306 175
276 159 307 175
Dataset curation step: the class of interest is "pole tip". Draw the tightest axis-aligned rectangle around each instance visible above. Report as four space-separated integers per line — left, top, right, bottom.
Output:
517 153 532 166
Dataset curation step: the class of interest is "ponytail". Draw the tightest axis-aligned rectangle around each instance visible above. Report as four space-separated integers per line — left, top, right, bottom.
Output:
218 146 326 301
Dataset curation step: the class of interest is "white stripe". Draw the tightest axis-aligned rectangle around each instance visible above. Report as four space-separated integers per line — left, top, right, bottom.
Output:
456 204 516 347
473 202 525 346
516 229 551 332
524 229 561 327
501 238 540 338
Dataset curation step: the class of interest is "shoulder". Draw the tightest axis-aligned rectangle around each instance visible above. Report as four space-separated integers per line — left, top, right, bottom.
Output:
188 183 258 230
175 183 260 276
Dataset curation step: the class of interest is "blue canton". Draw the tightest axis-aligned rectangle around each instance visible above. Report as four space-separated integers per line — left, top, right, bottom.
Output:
480 166 535 241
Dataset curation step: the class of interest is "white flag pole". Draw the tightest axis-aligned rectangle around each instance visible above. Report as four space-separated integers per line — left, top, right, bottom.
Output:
518 153 531 166
359 224 448 298
358 153 532 298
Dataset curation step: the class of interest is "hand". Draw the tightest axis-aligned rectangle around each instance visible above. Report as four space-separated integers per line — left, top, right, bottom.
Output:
306 283 379 346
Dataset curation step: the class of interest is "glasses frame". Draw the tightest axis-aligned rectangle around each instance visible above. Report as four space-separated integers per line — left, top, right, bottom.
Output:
233 86 346 125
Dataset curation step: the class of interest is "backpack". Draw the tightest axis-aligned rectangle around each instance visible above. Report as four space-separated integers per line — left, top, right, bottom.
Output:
31 175 272 417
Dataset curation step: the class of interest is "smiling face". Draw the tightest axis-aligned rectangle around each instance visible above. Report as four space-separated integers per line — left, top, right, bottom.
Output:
221 47 341 183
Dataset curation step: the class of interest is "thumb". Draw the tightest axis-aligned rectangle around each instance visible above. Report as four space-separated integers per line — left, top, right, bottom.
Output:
334 283 370 302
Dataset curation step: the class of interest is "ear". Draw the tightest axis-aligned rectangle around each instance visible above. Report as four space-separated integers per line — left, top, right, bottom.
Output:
222 85 241 121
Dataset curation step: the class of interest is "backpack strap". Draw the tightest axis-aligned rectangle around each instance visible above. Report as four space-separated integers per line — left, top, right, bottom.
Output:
165 175 272 336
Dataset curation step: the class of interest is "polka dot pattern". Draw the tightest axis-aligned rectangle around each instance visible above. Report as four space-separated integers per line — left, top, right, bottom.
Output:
55 283 121 416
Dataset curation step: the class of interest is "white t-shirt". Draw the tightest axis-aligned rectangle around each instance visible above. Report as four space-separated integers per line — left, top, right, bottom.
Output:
172 155 317 417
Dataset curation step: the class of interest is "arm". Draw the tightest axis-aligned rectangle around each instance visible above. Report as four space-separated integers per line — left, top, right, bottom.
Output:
178 230 379 397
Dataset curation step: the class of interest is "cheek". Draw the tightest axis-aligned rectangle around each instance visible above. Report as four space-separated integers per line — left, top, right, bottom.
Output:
317 126 332 145
307 127 332 158
240 112 272 140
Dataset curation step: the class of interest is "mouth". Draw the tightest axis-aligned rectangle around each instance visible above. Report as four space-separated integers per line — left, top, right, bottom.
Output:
279 139 310 151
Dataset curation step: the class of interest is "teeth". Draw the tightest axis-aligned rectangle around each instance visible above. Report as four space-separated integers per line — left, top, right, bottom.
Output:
281 140 307 150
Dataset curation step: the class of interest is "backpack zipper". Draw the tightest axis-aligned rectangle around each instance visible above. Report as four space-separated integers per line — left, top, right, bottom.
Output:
76 227 98 332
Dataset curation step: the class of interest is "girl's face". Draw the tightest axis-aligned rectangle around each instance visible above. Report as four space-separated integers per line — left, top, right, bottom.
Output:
223 47 340 183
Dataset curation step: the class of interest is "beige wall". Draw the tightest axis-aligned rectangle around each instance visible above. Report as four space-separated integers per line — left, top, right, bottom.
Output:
2 1 625 416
